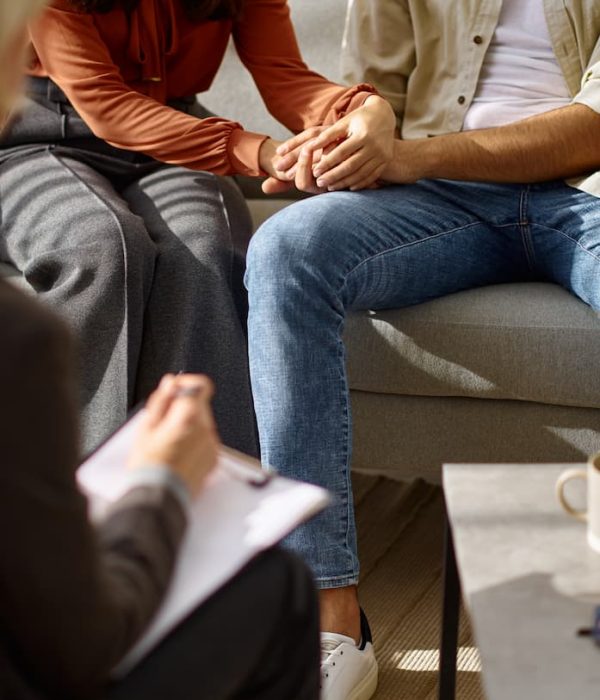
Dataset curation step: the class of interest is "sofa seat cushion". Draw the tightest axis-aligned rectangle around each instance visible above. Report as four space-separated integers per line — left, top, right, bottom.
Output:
345 283 600 409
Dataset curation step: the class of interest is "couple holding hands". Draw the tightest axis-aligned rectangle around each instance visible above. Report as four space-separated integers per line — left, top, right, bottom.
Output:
0 1 389 698
3 0 600 699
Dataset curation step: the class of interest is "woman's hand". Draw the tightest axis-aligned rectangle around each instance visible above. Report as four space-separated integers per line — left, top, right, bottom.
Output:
128 374 220 498
303 95 397 191
259 132 328 195
259 137 296 195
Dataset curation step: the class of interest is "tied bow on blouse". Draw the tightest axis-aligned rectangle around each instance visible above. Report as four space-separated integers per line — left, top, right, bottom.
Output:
127 0 179 90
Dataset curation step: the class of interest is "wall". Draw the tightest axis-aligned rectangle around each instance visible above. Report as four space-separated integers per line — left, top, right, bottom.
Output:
200 0 349 140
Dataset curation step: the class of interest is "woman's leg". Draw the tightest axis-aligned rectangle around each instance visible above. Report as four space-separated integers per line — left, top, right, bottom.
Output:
121 168 258 456
0 149 156 453
106 548 320 700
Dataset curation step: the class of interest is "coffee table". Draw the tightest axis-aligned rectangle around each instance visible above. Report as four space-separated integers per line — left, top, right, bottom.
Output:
438 463 600 700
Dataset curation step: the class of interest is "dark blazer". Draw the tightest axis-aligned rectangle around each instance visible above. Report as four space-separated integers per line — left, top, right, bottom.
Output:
0 280 186 700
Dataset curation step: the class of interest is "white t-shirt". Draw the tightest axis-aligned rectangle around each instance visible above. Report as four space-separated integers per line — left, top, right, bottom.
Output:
463 0 572 131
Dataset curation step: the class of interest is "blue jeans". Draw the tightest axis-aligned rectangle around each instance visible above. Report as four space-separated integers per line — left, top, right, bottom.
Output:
245 179 600 588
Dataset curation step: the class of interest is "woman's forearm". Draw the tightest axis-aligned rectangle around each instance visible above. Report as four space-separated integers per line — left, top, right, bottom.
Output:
29 3 268 177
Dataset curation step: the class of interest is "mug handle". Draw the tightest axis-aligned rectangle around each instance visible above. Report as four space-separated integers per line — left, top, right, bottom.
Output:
556 468 588 523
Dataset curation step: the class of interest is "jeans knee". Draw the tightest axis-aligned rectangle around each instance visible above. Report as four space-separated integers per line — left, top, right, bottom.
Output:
246 197 347 297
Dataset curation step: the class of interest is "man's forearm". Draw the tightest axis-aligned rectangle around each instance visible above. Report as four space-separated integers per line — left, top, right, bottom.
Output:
385 103 600 185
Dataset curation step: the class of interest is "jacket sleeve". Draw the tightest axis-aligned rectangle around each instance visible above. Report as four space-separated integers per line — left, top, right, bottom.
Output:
0 282 186 699
340 0 415 129
232 0 377 132
28 0 268 176
573 34 600 115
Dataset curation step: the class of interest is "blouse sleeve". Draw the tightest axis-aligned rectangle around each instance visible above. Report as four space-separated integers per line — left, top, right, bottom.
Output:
28 1 269 176
232 0 378 132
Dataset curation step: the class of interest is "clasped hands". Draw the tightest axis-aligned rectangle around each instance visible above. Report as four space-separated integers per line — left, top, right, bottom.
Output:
258 95 398 195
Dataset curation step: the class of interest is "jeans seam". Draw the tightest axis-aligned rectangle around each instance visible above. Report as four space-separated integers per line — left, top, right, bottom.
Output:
519 187 536 271
344 220 482 279
335 312 357 582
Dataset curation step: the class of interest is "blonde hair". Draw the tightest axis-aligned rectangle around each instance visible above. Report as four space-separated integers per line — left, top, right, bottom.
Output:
0 0 48 113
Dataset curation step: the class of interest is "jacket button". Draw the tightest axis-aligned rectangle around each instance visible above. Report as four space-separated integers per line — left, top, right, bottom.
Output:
473 35 483 44
458 95 466 104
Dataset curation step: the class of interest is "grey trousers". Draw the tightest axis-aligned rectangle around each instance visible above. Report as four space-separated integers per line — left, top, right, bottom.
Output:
0 92 257 456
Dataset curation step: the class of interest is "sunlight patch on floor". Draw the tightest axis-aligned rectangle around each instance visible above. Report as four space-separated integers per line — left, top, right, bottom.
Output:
393 647 482 673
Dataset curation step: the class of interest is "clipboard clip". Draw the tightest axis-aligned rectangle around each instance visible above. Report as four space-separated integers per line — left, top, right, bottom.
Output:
219 447 274 489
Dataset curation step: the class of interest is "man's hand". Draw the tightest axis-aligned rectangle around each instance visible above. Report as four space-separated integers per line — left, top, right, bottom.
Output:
303 95 397 191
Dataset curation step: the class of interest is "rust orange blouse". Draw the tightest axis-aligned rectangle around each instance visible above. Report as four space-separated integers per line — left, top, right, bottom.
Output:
27 0 375 177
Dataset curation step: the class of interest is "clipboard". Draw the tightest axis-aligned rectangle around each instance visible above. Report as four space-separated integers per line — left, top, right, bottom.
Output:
77 411 331 676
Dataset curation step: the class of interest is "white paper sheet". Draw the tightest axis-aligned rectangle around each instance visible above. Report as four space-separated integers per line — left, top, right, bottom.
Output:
77 412 330 676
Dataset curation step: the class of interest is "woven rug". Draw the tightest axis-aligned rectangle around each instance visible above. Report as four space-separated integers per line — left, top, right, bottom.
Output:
353 473 484 700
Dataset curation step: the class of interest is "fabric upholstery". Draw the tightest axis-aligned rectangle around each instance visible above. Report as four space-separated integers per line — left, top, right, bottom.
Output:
345 283 600 410
351 391 600 483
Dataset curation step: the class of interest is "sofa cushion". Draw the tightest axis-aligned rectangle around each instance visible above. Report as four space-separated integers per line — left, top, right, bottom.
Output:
345 283 600 410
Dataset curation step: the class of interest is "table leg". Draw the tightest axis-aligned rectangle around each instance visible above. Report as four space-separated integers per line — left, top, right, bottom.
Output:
438 517 460 700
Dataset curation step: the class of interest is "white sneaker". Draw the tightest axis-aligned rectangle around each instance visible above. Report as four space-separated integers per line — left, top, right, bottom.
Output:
320 609 378 700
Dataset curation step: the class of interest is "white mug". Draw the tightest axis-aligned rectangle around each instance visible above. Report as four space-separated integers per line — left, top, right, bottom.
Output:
556 453 600 553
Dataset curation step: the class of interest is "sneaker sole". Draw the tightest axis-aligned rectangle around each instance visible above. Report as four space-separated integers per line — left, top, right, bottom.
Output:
348 661 378 700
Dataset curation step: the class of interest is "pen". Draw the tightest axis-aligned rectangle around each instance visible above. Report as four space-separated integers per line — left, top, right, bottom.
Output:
172 389 272 488
174 386 203 399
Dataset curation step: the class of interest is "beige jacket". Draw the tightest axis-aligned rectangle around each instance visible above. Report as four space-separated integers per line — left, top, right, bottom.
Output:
342 0 600 195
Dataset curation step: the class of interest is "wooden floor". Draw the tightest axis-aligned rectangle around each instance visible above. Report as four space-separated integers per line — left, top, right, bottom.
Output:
353 473 484 700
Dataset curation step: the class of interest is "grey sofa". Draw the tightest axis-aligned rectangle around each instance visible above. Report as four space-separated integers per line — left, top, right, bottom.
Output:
4 0 600 482
202 0 600 481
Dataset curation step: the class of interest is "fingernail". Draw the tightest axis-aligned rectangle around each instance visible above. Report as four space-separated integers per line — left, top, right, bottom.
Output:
276 145 287 155
313 168 323 177
316 178 326 188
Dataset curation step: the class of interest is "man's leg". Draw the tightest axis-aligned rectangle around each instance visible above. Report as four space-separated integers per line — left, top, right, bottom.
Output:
245 180 533 639
529 182 600 311
106 548 320 700
0 150 156 453
121 168 258 457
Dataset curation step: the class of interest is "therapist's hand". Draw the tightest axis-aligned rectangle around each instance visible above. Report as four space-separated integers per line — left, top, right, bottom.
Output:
128 374 219 497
